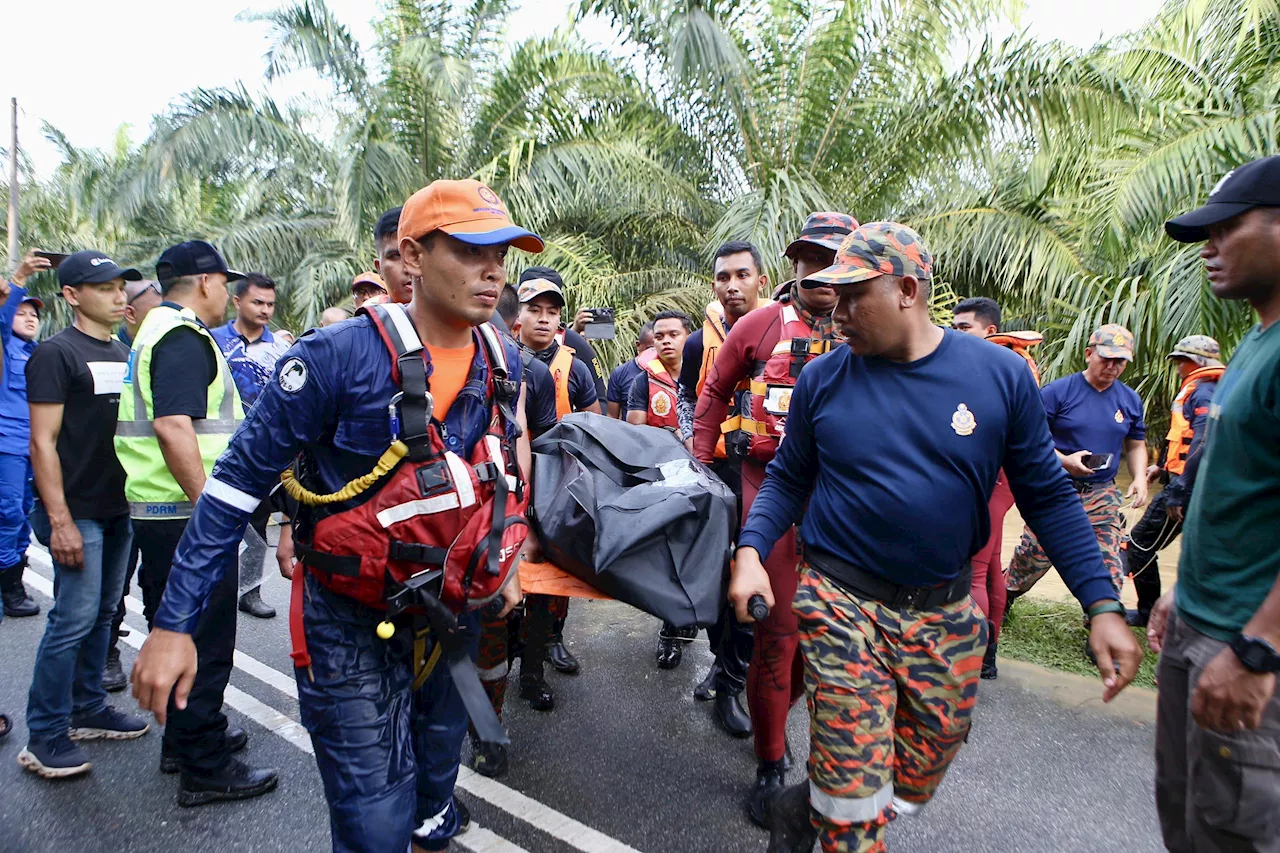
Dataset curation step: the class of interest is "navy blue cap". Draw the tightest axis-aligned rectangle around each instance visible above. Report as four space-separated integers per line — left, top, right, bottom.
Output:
1167 156 1280 243
155 240 244 287
57 250 143 287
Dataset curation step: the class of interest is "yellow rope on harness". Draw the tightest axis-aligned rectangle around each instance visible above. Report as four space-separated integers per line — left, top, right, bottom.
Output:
279 441 409 506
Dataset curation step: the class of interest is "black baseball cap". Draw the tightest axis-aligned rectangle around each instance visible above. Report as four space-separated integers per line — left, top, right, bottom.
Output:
518 267 564 289
1166 156 1280 243
155 240 244 286
57 250 143 287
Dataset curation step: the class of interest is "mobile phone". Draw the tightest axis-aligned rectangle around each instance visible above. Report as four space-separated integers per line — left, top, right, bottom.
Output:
583 306 616 340
33 250 69 269
1082 453 1113 470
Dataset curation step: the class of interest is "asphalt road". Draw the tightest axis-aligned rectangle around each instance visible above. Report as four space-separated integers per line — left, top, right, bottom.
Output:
0 544 1165 853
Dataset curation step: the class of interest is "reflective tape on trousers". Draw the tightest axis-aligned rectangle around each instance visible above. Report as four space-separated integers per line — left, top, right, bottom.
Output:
808 780 894 822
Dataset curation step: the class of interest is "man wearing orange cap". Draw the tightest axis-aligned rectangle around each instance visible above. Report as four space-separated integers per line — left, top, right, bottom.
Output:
129 179 542 853
351 271 389 309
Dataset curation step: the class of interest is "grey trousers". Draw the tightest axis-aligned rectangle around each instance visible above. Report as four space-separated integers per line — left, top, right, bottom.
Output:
1156 612 1280 852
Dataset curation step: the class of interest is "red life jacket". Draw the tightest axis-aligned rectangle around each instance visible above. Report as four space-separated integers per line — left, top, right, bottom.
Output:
643 356 681 431
288 304 528 620
739 303 836 463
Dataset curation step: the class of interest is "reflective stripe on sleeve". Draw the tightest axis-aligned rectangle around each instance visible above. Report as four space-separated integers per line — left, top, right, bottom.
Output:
808 780 893 823
202 478 262 513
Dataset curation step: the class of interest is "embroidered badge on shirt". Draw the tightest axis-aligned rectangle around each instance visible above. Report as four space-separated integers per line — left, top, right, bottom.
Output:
951 403 976 436
651 389 672 417
279 357 308 393
1114 408 1124 423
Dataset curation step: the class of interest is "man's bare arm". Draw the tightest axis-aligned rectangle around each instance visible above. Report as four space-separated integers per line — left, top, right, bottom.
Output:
154 415 208 502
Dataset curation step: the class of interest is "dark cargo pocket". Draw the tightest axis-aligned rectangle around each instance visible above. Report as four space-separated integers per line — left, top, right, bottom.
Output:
1191 727 1280 839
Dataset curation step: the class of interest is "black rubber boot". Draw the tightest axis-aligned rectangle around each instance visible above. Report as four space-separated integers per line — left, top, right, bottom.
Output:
747 758 788 828
547 618 579 674
238 588 276 619
694 662 721 701
981 621 998 680
1 560 39 618
766 783 818 853
518 674 555 712
102 645 128 693
714 690 752 738
470 734 509 779
656 624 684 670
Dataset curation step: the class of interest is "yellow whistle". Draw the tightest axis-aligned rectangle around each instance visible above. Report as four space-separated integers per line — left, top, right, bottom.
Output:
376 621 395 640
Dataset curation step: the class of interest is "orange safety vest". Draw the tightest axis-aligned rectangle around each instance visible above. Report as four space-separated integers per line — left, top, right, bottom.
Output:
1163 365 1224 475
643 357 681 432
546 343 576 419
986 330 1043 386
737 303 837 463
698 299 771 458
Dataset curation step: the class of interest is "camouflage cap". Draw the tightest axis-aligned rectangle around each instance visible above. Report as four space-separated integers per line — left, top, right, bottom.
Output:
784 212 860 257
1167 334 1223 368
1088 324 1135 361
801 221 933 288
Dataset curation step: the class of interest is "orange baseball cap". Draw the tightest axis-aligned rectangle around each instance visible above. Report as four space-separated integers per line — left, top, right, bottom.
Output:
397 179 544 253
351 271 386 293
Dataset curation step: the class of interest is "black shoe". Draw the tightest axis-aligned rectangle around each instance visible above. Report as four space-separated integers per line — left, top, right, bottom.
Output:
694 662 721 701
161 726 249 774
548 640 580 675
1 562 39 617
981 639 999 681
656 634 682 670
518 675 555 712
747 758 788 828
178 758 278 807
766 782 818 853
470 735 509 779
238 589 276 619
102 645 127 693
714 690 752 738
1124 608 1150 628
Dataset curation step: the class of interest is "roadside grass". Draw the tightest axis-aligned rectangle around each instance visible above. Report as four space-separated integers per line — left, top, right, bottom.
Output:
1000 597 1159 690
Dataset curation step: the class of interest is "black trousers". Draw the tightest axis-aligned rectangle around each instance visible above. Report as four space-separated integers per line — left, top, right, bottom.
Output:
134 517 238 773
111 540 141 645
709 458 752 695
1122 489 1183 615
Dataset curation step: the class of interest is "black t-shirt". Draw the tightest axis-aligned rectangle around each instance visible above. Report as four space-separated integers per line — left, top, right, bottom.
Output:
521 352 559 438
679 329 705 400
25 326 130 519
151 322 218 419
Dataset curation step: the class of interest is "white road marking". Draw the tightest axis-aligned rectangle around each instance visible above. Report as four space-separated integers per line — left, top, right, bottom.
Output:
23 545 642 853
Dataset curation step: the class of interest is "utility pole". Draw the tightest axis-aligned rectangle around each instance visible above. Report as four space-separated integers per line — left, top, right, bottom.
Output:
7 98 17 273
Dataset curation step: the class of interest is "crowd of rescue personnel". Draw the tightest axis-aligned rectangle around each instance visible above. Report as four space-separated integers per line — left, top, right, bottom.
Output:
2 157 1279 853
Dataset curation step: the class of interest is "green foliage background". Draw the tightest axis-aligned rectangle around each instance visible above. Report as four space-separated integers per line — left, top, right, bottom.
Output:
3 0 1275 424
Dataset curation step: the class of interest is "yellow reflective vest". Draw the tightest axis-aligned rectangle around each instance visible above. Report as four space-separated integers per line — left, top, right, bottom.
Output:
114 305 244 519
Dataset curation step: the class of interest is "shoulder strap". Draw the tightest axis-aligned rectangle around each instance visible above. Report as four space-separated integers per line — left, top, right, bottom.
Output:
477 323 522 435
365 303 432 445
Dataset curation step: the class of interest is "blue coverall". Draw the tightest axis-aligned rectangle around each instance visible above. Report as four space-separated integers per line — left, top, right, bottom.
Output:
0 285 37 573
152 315 523 852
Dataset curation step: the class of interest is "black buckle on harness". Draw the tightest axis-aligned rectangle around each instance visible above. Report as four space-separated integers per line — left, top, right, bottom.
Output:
473 461 500 483
789 337 811 378
388 541 448 566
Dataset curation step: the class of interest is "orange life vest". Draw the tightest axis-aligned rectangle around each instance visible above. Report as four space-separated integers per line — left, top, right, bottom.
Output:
546 343 576 419
738 303 837 463
986 330 1043 386
1163 365 1224 475
643 356 681 432
698 299 771 459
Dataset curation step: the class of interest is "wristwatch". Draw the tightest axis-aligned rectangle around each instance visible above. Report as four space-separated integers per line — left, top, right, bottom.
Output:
1230 634 1280 674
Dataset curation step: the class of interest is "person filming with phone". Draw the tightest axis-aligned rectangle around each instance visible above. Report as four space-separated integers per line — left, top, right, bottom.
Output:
1006 323 1148 606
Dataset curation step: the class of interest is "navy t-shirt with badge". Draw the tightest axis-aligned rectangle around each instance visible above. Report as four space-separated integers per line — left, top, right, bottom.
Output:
739 329 1116 606
1039 372 1145 483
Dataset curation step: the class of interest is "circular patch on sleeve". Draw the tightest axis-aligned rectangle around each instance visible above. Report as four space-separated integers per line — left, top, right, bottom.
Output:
279 357 308 393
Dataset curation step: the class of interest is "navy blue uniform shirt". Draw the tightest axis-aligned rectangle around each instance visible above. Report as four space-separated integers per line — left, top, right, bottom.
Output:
1040 372 1145 483
738 330 1117 607
607 359 644 409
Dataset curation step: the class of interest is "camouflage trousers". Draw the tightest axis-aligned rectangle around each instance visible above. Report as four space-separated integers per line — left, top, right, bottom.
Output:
795 566 986 853
1005 481 1125 598
474 596 571 723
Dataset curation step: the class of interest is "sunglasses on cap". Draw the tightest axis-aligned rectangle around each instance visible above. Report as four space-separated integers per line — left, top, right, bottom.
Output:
128 281 162 306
